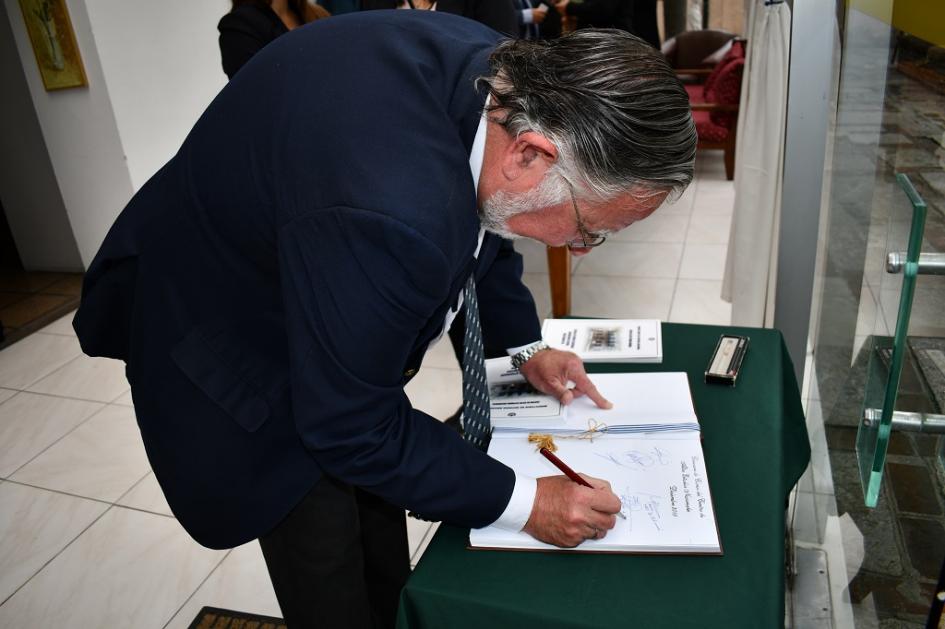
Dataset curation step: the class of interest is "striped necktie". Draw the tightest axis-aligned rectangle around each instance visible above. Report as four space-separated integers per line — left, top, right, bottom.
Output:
460 274 491 451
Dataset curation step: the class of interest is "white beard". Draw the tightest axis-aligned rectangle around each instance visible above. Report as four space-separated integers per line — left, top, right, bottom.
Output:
478 172 570 240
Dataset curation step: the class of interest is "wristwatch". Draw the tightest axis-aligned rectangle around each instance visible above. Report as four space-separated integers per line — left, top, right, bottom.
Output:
510 341 550 370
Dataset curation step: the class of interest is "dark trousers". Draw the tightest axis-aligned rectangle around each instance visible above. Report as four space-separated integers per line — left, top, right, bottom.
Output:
258 476 411 629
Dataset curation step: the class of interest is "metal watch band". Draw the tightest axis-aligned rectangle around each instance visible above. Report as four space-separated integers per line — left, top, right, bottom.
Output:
510 341 550 370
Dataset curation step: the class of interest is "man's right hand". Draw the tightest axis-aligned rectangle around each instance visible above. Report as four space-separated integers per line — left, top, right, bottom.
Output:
531 6 548 23
522 474 622 547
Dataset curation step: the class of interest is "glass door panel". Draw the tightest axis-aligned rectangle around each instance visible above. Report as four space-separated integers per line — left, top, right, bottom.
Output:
800 0 945 626
856 174 927 507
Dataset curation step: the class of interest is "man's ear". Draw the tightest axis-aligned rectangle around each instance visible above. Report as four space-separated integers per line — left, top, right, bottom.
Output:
501 132 558 183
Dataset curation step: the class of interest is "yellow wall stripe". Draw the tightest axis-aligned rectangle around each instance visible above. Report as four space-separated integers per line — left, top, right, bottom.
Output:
847 0 945 48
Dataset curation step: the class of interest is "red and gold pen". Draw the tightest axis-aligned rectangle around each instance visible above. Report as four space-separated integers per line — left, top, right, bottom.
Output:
538 447 627 519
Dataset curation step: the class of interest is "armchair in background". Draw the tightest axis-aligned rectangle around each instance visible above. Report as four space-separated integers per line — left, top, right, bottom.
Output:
681 38 745 181
662 28 736 82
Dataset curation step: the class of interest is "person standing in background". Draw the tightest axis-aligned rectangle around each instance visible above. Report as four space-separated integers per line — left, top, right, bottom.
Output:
628 0 659 48
516 0 544 39
362 0 519 38
553 0 658 48
218 0 330 80
435 0 518 35
515 0 561 39
319 0 360 15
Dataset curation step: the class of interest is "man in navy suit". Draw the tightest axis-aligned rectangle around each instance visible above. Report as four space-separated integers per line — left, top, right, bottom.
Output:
75 11 695 628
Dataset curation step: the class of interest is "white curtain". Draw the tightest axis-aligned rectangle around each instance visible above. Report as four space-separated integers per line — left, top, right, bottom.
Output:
686 0 702 31
720 0 791 327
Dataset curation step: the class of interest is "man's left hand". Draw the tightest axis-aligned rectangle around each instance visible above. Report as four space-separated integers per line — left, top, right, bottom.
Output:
519 348 612 408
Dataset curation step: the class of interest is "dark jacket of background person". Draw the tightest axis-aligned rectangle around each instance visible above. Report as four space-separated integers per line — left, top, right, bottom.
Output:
629 0 658 48
540 2 563 38
73 11 540 550
561 0 630 32
218 0 329 79
563 0 657 48
319 0 359 14
360 0 518 37
439 0 518 35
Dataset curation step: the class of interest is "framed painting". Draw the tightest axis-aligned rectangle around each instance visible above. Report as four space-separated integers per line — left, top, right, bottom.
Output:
17 0 88 90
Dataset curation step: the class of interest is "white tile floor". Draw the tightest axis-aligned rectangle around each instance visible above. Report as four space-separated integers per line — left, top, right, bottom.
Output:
0 153 734 627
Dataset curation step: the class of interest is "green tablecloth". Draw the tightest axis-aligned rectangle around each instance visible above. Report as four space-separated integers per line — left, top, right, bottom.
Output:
397 323 811 629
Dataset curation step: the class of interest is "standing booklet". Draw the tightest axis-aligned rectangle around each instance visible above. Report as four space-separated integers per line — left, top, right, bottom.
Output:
471 371 722 555
541 319 663 363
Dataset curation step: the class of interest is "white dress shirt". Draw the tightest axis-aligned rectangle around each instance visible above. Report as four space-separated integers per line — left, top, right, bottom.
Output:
438 102 539 532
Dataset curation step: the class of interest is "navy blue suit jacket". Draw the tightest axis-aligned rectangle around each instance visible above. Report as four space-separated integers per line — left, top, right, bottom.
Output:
74 11 541 549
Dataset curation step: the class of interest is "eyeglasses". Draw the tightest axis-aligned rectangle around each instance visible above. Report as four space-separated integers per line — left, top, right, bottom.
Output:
565 183 607 249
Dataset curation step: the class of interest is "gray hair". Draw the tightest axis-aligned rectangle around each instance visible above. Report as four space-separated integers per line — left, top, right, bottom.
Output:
480 29 697 202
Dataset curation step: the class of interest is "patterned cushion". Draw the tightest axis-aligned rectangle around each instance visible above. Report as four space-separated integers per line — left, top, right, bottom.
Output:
707 57 744 129
686 42 743 143
693 109 728 143
703 40 745 98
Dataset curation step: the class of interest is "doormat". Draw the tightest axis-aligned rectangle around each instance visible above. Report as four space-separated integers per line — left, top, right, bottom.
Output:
187 606 286 629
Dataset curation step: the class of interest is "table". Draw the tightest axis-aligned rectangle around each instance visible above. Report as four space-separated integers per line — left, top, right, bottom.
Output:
397 323 811 629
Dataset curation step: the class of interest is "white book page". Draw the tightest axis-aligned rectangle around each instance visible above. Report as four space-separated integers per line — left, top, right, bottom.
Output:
563 372 698 429
472 435 720 553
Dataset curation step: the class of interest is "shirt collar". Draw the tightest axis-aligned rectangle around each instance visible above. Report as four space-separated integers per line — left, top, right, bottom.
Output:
468 95 489 197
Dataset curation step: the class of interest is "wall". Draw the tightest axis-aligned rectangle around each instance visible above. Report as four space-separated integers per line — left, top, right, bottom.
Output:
4 0 132 269
851 0 945 48
84 0 229 190
0 1 82 271
2 0 229 270
708 0 745 35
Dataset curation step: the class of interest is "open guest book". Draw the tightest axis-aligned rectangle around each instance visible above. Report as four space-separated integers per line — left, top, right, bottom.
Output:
471 371 722 555
541 319 662 363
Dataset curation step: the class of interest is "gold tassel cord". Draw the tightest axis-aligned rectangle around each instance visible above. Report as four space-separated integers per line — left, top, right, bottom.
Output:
527 433 557 452
527 419 609 452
